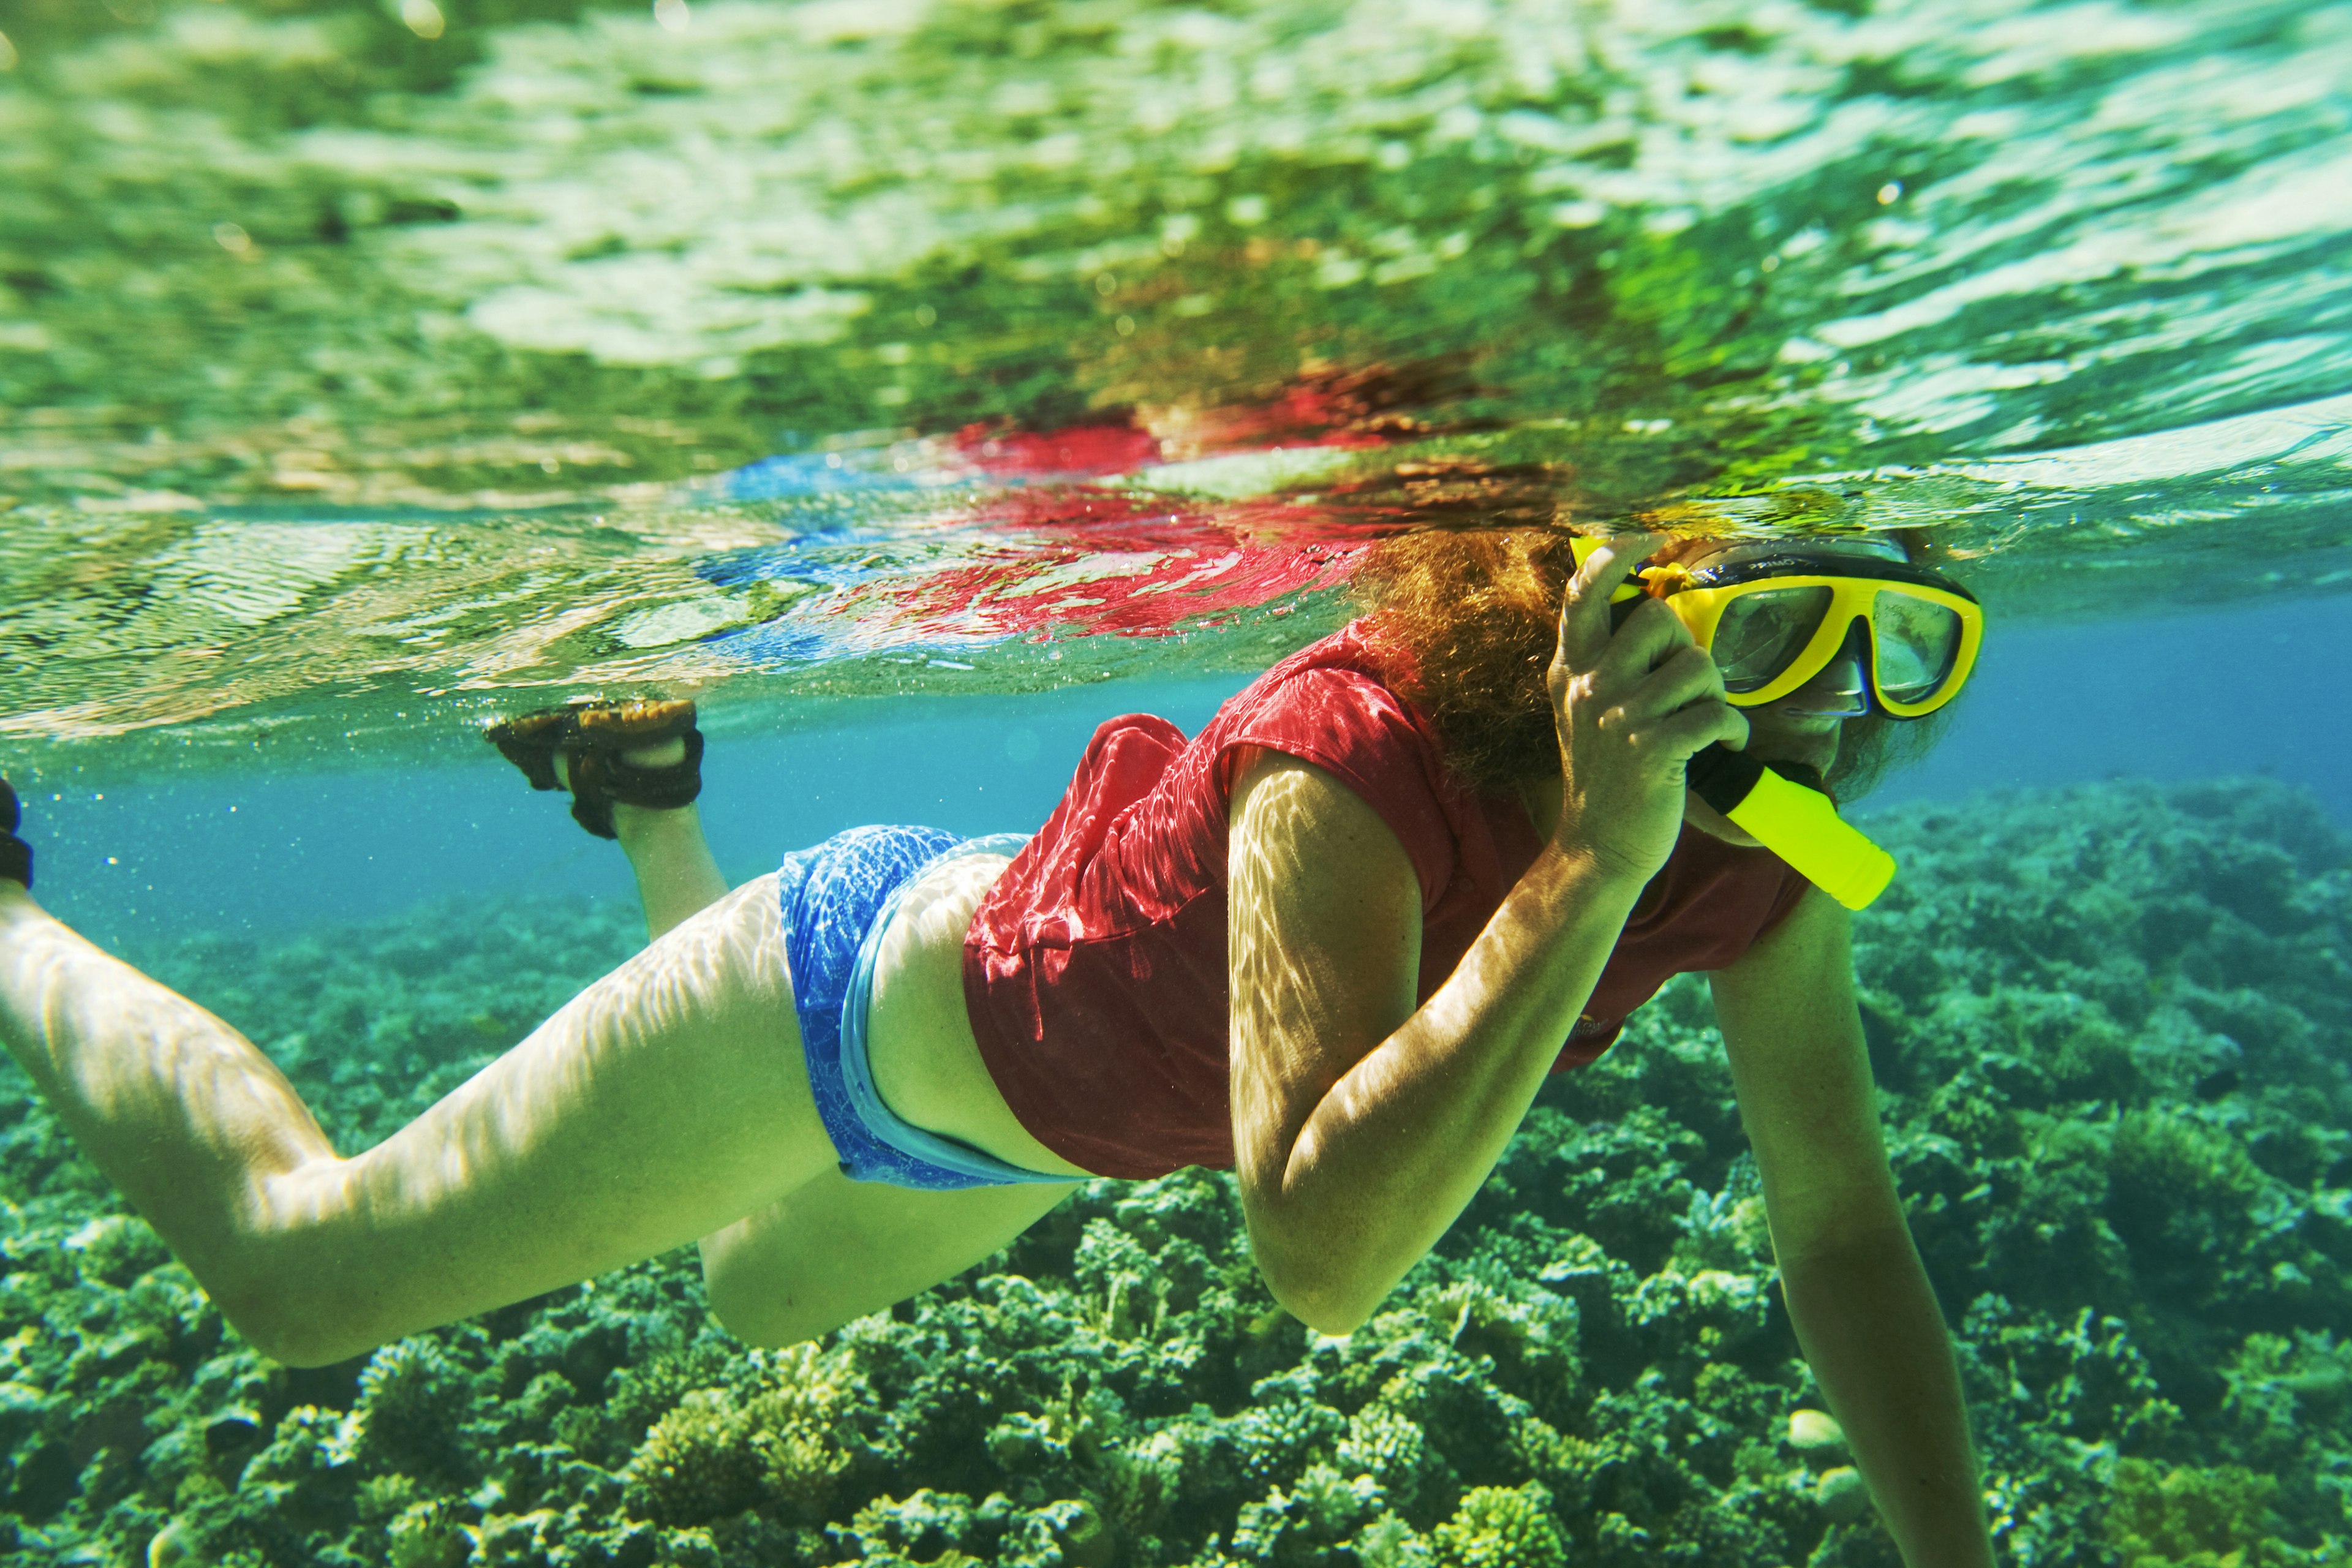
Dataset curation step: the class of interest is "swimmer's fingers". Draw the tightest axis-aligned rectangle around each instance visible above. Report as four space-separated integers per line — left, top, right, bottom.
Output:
1588 596 1697 698
1597 644 1749 774
1596 643 1722 731
1626 704 1752 778
1544 534 1747 878
1551 532 1663 679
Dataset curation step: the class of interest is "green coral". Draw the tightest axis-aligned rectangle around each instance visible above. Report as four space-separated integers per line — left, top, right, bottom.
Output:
1430 1481 1568 1568
1336 1403 1437 1515
346 1340 479 1483
1229 1462 1384 1566
0 777 2346 1566
382 1498 469 1568
620 1345 853 1527
623 1389 767 1526
2105 1460 2284 1568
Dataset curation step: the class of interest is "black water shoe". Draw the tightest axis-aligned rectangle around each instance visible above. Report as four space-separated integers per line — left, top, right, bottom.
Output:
0 778 30 889
484 699 705 840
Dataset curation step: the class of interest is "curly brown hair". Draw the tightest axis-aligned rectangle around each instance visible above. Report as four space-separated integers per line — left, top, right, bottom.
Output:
1352 526 1958 801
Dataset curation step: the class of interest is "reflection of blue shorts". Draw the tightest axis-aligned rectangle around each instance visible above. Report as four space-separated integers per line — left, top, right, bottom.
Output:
778 826 1073 1191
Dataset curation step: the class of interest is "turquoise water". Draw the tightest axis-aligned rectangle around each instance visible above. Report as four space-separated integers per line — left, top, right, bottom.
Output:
1 0 2350 1562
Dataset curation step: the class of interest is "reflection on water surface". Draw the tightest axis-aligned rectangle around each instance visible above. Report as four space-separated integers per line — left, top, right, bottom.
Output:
0 0 2346 766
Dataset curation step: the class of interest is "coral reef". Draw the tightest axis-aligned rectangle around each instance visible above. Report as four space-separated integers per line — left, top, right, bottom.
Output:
0 777 2345 1566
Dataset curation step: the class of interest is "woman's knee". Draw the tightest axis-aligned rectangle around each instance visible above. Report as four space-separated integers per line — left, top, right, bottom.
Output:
700 1247 854 1348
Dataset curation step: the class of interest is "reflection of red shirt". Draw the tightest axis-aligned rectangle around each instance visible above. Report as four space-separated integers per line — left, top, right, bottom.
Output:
962 624 1812 1180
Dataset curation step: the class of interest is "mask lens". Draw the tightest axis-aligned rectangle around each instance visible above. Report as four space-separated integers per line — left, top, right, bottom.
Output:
1872 592 1964 704
1710 586 1833 693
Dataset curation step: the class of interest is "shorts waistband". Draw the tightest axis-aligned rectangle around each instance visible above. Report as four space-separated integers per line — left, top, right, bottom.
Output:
779 826 1073 1191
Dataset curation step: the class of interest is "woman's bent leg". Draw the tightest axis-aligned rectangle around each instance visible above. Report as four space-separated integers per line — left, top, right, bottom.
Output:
595 728 726 941
699 1167 1077 1348
0 875 831 1366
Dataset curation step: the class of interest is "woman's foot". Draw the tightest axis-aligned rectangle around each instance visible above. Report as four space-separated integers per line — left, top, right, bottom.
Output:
485 699 705 840
0 780 29 889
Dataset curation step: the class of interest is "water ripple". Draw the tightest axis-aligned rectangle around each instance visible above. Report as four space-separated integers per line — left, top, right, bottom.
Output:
0 0 2344 765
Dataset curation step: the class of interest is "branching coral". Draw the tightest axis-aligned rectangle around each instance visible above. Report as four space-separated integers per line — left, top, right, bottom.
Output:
346 1340 480 1484
1430 1481 1569 1568
0 778 2345 1567
2104 1459 2288 1568
620 1345 854 1528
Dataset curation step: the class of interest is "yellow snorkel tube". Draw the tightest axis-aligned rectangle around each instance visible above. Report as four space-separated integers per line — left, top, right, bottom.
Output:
1570 535 1901 911
1684 747 1896 911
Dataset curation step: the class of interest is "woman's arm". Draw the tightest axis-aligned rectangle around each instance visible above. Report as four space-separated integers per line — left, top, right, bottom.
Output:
1230 534 1747 1332
1228 753 1653 1332
1710 888 1995 1568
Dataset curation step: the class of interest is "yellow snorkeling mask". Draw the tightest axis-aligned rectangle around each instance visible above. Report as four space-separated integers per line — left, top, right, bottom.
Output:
1637 543 1983 718
1567 535 1983 909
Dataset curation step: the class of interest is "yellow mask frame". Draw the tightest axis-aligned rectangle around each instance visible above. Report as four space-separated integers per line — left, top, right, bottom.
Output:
1575 541 1983 718
1654 562 1983 717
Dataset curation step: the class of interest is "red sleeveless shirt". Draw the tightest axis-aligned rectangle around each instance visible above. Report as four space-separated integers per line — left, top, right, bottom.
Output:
962 624 1811 1179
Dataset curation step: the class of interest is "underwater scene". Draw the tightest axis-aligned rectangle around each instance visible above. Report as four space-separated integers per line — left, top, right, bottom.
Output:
1 0 2350 1562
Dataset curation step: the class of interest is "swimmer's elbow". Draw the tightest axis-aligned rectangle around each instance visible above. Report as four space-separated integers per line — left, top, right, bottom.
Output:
1264 1270 1382 1337
1287 1287 1378 1338
1242 1178 1403 1336
710 1307 825 1351
215 1284 386 1369
256 1329 379 1370
1250 1236 1387 1337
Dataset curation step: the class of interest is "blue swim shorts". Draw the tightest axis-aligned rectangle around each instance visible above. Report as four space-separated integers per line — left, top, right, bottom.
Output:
778 824 1075 1191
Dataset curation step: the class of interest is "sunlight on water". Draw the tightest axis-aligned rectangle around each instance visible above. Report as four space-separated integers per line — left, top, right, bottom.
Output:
2 0 2346 767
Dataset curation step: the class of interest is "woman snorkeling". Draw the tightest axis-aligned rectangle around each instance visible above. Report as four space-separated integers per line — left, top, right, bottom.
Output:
0 526 1996 1566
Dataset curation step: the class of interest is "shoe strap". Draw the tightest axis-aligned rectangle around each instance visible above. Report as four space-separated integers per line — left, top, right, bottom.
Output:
486 713 571 793
568 728 705 829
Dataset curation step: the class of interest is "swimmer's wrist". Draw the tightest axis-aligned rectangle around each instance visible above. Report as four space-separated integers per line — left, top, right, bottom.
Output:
1537 831 1659 897
1526 836 1653 910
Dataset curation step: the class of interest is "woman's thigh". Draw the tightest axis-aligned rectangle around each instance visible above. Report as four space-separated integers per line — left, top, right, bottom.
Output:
699 1166 1079 1347
267 874 838 1360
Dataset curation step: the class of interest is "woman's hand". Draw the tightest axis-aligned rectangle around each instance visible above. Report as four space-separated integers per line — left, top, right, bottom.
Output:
1547 533 1749 883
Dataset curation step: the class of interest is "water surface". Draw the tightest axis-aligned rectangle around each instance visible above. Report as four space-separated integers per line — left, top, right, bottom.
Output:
2 0 2346 771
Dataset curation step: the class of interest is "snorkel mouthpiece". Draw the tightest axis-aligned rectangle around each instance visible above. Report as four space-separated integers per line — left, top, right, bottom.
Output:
1686 747 1896 911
